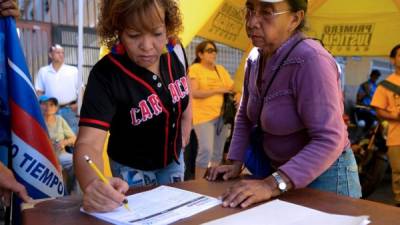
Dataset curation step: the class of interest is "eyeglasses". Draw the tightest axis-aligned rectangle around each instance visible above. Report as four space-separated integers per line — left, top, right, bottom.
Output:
204 48 217 54
244 7 290 21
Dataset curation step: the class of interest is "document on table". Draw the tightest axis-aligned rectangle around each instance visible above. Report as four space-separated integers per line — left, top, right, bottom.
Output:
81 185 221 225
203 199 370 225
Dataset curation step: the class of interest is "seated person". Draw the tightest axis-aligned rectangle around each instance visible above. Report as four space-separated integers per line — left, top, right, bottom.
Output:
39 96 76 193
355 69 381 130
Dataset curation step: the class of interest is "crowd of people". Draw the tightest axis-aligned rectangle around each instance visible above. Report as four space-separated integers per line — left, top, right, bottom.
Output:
1 0 400 216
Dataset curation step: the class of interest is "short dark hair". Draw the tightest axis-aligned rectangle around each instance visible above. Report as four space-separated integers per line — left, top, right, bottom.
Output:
287 0 308 31
390 44 400 58
370 69 381 78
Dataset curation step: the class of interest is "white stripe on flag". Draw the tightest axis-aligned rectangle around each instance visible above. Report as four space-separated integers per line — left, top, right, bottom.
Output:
11 132 64 197
7 58 36 94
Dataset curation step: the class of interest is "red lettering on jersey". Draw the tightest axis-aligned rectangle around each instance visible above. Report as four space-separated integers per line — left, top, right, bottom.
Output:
130 108 141 126
148 94 162 115
174 80 185 98
180 77 189 96
168 83 180 103
139 100 153 122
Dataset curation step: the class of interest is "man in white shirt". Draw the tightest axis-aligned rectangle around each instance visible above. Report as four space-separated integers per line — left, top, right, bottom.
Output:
35 44 79 134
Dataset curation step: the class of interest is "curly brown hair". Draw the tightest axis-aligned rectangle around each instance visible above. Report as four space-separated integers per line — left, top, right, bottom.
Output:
97 0 183 49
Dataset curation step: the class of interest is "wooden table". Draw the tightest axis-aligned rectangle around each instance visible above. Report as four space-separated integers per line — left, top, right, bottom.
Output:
22 178 400 225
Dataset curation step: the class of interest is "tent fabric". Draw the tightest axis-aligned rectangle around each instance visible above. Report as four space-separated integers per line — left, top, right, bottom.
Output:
308 0 329 14
307 0 400 56
180 0 225 46
197 0 248 51
187 0 400 56
181 0 400 87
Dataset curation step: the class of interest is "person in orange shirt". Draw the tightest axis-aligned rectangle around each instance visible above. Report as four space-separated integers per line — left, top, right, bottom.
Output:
371 44 400 207
189 40 236 168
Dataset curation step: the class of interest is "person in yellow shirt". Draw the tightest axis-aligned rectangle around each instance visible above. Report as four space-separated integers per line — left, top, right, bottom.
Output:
371 44 400 206
189 40 235 168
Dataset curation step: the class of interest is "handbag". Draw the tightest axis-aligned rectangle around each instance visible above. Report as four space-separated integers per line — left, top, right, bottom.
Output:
244 126 271 178
221 92 236 125
214 67 237 125
243 38 305 178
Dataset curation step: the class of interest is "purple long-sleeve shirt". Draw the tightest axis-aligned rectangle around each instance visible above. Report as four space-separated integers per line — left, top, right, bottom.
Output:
228 33 350 188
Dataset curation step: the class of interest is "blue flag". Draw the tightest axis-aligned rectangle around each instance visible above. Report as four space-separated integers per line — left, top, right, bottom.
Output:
0 17 64 224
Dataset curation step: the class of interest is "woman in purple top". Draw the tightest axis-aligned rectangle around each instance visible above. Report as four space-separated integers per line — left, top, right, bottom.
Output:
206 0 361 208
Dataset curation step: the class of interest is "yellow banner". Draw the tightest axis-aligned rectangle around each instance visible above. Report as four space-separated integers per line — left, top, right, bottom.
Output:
306 0 400 56
180 0 225 46
195 0 400 56
197 0 249 50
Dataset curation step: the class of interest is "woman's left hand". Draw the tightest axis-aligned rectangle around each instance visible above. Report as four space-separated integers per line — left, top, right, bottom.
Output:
220 179 274 208
0 0 19 18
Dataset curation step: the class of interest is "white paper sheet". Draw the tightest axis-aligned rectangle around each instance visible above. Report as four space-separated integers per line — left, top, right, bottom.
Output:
203 199 370 225
82 185 221 225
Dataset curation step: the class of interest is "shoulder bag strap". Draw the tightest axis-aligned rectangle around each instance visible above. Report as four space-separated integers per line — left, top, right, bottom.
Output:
257 38 306 127
379 80 400 96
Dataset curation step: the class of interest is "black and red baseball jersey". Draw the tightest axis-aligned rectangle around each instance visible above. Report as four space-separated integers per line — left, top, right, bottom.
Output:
79 47 189 170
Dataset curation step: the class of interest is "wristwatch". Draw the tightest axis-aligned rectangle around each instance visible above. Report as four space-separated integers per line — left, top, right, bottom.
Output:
272 172 288 193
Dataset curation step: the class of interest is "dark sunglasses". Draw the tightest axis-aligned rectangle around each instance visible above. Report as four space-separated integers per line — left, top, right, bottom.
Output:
204 48 217 54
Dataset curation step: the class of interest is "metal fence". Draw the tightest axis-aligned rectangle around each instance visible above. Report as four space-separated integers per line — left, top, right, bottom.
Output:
52 25 99 84
18 0 98 28
16 21 51 80
16 21 100 84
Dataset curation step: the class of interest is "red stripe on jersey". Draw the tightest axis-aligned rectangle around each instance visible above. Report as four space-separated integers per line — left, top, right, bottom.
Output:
80 118 110 128
167 54 182 160
10 100 59 169
108 55 170 167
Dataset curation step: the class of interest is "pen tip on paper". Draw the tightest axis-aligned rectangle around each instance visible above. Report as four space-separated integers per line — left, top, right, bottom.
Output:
124 203 131 211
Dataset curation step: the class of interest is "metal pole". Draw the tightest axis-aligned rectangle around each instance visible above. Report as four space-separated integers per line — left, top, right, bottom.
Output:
77 0 84 116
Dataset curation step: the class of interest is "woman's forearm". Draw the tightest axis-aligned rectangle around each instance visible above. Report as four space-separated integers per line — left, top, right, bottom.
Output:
73 127 108 191
191 89 218 98
74 142 104 191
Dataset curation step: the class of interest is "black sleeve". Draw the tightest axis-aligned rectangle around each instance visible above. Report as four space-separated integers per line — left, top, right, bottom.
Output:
79 60 116 130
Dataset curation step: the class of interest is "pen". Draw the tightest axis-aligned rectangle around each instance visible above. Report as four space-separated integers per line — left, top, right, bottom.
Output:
84 155 131 211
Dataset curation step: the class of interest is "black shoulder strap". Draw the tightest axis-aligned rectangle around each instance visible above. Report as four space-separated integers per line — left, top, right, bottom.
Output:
257 37 305 127
379 80 400 95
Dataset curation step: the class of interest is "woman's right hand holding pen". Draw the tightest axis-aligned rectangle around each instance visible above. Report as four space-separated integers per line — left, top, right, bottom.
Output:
82 177 129 212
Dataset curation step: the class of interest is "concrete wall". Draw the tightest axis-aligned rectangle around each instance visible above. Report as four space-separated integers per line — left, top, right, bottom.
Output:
343 57 371 113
